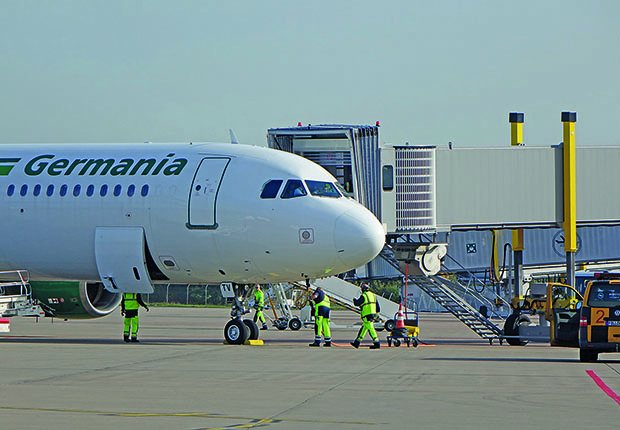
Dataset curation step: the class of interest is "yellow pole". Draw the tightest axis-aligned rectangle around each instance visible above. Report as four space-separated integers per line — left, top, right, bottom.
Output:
562 111 577 286
509 112 525 298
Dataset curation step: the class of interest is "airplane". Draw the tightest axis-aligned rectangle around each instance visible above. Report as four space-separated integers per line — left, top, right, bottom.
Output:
0 141 385 343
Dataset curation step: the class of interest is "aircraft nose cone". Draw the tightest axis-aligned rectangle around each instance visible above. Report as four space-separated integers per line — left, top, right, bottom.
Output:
334 209 385 270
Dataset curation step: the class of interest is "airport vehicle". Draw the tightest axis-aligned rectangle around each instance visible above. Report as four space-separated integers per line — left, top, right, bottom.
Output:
0 142 385 343
503 282 583 346
578 274 620 362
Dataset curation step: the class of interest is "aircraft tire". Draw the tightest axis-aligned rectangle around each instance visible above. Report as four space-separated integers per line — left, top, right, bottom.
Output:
288 317 302 331
243 319 259 340
225 319 249 345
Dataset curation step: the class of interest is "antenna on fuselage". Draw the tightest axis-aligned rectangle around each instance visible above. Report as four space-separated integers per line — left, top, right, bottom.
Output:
229 129 239 144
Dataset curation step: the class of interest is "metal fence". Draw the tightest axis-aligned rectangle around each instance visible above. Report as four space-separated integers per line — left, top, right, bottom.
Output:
145 284 227 306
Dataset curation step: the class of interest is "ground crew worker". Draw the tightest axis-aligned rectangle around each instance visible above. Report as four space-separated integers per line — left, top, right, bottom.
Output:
350 283 381 349
121 292 149 343
308 287 331 347
253 284 268 330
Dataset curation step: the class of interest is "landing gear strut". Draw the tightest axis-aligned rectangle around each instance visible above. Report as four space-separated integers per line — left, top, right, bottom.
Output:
222 283 256 345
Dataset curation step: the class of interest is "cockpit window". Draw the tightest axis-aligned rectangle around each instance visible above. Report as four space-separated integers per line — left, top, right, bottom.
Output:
260 179 283 199
280 179 307 199
305 181 342 198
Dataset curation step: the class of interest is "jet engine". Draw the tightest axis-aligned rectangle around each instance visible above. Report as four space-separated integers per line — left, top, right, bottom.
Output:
29 280 122 319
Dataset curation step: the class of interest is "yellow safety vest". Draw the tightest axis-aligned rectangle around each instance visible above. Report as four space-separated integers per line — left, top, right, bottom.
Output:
360 291 377 318
123 293 140 310
255 289 264 307
314 294 330 316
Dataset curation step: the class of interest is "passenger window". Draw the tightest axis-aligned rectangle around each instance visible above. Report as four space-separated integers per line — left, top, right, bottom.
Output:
260 180 283 199
141 184 149 197
100 184 108 197
113 184 122 196
46 184 54 196
20 184 28 196
86 185 95 197
127 184 135 197
33 184 41 196
7 184 15 196
305 180 341 198
60 184 68 197
281 179 307 199
73 184 81 197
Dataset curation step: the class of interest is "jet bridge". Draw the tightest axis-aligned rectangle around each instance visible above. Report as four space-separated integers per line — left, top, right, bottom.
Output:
269 124 620 232
268 124 620 341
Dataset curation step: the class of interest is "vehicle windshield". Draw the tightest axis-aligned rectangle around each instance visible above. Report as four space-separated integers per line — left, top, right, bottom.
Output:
305 180 342 198
587 281 620 307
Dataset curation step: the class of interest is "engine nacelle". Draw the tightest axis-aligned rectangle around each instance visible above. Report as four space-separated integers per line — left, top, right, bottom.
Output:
30 280 121 319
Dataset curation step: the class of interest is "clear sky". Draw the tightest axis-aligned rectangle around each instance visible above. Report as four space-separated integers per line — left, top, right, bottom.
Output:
1 1 618 148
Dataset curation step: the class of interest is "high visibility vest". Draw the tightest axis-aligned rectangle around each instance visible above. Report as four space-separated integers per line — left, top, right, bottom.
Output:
255 290 264 307
314 294 330 316
360 291 377 318
123 293 140 310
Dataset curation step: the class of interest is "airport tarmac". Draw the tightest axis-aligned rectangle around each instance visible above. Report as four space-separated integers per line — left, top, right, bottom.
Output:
1 307 619 430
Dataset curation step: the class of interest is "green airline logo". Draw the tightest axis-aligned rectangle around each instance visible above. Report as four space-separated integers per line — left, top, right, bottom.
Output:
0 158 21 176
16 153 188 177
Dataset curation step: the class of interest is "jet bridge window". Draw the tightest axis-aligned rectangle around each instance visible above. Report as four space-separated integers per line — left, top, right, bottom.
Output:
260 179 283 199
280 179 307 199
382 165 394 191
305 180 341 198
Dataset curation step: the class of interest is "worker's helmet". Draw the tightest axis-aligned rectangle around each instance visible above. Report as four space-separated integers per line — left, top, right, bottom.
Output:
361 283 370 292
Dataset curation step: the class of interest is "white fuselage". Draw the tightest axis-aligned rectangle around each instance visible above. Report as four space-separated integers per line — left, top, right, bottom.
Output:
0 142 385 290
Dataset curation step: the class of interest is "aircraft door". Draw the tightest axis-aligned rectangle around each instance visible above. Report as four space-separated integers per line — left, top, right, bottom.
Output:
95 227 154 293
187 157 230 229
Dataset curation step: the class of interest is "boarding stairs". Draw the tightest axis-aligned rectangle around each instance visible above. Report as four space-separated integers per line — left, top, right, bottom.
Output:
379 246 505 343
0 270 45 319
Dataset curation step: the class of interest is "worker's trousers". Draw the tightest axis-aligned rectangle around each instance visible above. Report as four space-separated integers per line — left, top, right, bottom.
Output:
314 315 331 343
356 315 378 342
253 308 265 324
124 315 139 339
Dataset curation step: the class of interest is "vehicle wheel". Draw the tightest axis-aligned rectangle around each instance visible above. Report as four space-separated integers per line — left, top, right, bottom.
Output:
579 348 598 362
289 317 302 331
224 319 249 345
504 314 530 346
393 339 401 347
384 319 396 332
275 318 288 330
243 319 259 340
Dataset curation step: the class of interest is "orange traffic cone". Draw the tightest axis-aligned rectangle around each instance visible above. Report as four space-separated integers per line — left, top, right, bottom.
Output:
395 303 405 329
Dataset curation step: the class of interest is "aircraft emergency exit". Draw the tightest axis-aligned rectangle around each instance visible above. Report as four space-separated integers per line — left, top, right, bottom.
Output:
0 142 385 340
